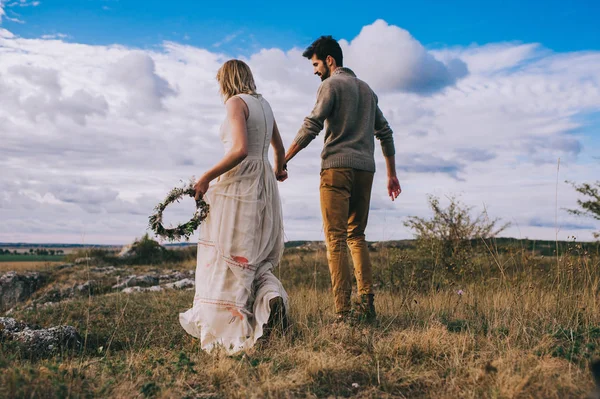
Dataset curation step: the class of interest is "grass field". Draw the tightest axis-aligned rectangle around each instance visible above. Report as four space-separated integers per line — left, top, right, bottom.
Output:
0 261 65 273
1 244 599 398
0 255 65 262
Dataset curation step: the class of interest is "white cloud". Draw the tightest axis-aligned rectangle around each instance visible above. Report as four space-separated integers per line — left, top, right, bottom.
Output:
8 1 41 7
0 0 29 23
341 20 468 94
1 20 599 245
107 52 177 114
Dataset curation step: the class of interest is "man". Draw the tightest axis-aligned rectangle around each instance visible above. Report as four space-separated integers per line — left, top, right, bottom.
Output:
284 35 401 323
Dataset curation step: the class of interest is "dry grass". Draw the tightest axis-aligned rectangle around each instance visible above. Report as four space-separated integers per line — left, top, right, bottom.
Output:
1 247 599 398
0 261 63 273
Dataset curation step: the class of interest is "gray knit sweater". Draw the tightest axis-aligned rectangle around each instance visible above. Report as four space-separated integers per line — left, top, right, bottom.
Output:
293 67 395 172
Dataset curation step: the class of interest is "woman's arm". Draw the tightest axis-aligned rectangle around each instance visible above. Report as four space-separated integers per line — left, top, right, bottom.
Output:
194 97 249 199
270 119 287 181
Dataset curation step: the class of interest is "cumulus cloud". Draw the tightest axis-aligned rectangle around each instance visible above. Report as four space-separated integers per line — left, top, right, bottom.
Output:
4 65 109 125
107 52 177 114
1 20 600 244
341 20 468 94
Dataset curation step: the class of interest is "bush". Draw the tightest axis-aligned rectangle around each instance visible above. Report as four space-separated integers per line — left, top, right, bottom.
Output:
567 180 600 240
402 194 509 280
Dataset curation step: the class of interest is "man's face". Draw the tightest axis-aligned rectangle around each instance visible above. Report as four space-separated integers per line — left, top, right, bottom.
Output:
311 54 330 81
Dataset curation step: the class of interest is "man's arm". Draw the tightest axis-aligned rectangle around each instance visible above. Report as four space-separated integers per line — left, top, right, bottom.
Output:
374 100 395 158
385 154 401 201
285 82 335 164
374 95 401 201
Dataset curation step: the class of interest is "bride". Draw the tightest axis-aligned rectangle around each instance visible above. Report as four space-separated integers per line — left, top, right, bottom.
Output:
179 59 289 354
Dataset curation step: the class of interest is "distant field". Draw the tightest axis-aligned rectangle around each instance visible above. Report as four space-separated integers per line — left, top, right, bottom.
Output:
0 255 65 263
0 255 66 273
0 261 64 272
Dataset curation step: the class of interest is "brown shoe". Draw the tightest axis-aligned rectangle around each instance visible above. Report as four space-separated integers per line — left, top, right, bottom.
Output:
354 294 377 324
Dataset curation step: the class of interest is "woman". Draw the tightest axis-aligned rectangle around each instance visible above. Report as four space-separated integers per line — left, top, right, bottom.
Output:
179 60 289 354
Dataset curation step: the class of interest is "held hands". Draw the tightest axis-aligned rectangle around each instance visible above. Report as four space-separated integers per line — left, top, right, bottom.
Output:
194 176 210 201
274 161 288 182
275 168 288 182
388 176 401 201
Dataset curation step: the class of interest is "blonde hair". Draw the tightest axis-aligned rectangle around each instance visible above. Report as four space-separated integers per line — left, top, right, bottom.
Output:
216 59 257 102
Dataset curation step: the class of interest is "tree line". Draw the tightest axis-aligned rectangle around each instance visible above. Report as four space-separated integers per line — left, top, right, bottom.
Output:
0 248 64 256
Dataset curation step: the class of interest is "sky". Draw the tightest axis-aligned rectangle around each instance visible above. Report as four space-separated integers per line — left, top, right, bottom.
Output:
1 0 599 245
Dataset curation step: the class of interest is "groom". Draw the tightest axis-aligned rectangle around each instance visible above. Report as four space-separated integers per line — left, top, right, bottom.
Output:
284 36 401 323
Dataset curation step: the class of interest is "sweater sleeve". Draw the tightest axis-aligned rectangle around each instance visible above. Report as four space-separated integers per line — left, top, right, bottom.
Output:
293 81 335 149
374 94 395 157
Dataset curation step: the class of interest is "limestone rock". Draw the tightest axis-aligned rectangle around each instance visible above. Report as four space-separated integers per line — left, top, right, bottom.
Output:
112 275 159 289
0 272 46 311
0 317 81 355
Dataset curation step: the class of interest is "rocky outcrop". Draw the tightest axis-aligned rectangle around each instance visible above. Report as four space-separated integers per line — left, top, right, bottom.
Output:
33 280 101 306
112 275 159 289
121 278 195 294
0 317 81 355
90 266 117 274
163 278 194 290
74 257 94 265
122 286 163 294
0 272 46 311
159 271 189 282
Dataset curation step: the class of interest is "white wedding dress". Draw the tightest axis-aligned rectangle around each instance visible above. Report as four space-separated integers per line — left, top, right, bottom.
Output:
179 93 288 354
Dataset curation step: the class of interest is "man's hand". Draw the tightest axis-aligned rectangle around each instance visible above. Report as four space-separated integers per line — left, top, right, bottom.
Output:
387 176 401 201
194 176 210 201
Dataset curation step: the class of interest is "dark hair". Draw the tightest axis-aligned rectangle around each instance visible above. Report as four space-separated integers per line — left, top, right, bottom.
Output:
302 35 343 67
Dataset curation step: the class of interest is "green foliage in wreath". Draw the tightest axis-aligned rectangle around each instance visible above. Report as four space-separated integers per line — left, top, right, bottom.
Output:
148 179 210 241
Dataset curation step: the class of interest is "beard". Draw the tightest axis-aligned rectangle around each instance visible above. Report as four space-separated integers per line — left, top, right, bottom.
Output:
319 68 330 81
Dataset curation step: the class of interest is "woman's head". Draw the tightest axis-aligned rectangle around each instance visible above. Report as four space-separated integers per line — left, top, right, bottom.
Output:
216 59 257 102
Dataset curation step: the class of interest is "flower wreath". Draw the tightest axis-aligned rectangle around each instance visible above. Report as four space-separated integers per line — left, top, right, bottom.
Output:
148 179 210 241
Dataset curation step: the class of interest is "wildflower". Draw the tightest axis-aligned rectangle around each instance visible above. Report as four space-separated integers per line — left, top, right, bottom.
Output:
457 289 464 296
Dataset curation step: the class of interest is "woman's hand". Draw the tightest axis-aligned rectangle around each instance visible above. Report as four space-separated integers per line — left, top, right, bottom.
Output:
194 175 210 200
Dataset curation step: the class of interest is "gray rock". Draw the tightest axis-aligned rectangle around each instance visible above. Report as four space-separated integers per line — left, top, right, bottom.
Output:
0 272 46 311
112 275 159 289
32 280 100 307
0 317 33 333
75 280 95 294
164 278 195 290
159 271 187 282
90 266 117 274
121 278 194 295
0 317 81 355
122 286 143 294
122 285 163 294
35 288 69 305
74 257 94 264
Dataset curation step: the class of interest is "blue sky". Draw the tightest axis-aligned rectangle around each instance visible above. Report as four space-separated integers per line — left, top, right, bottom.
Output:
1 1 599 244
4 0 600 53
